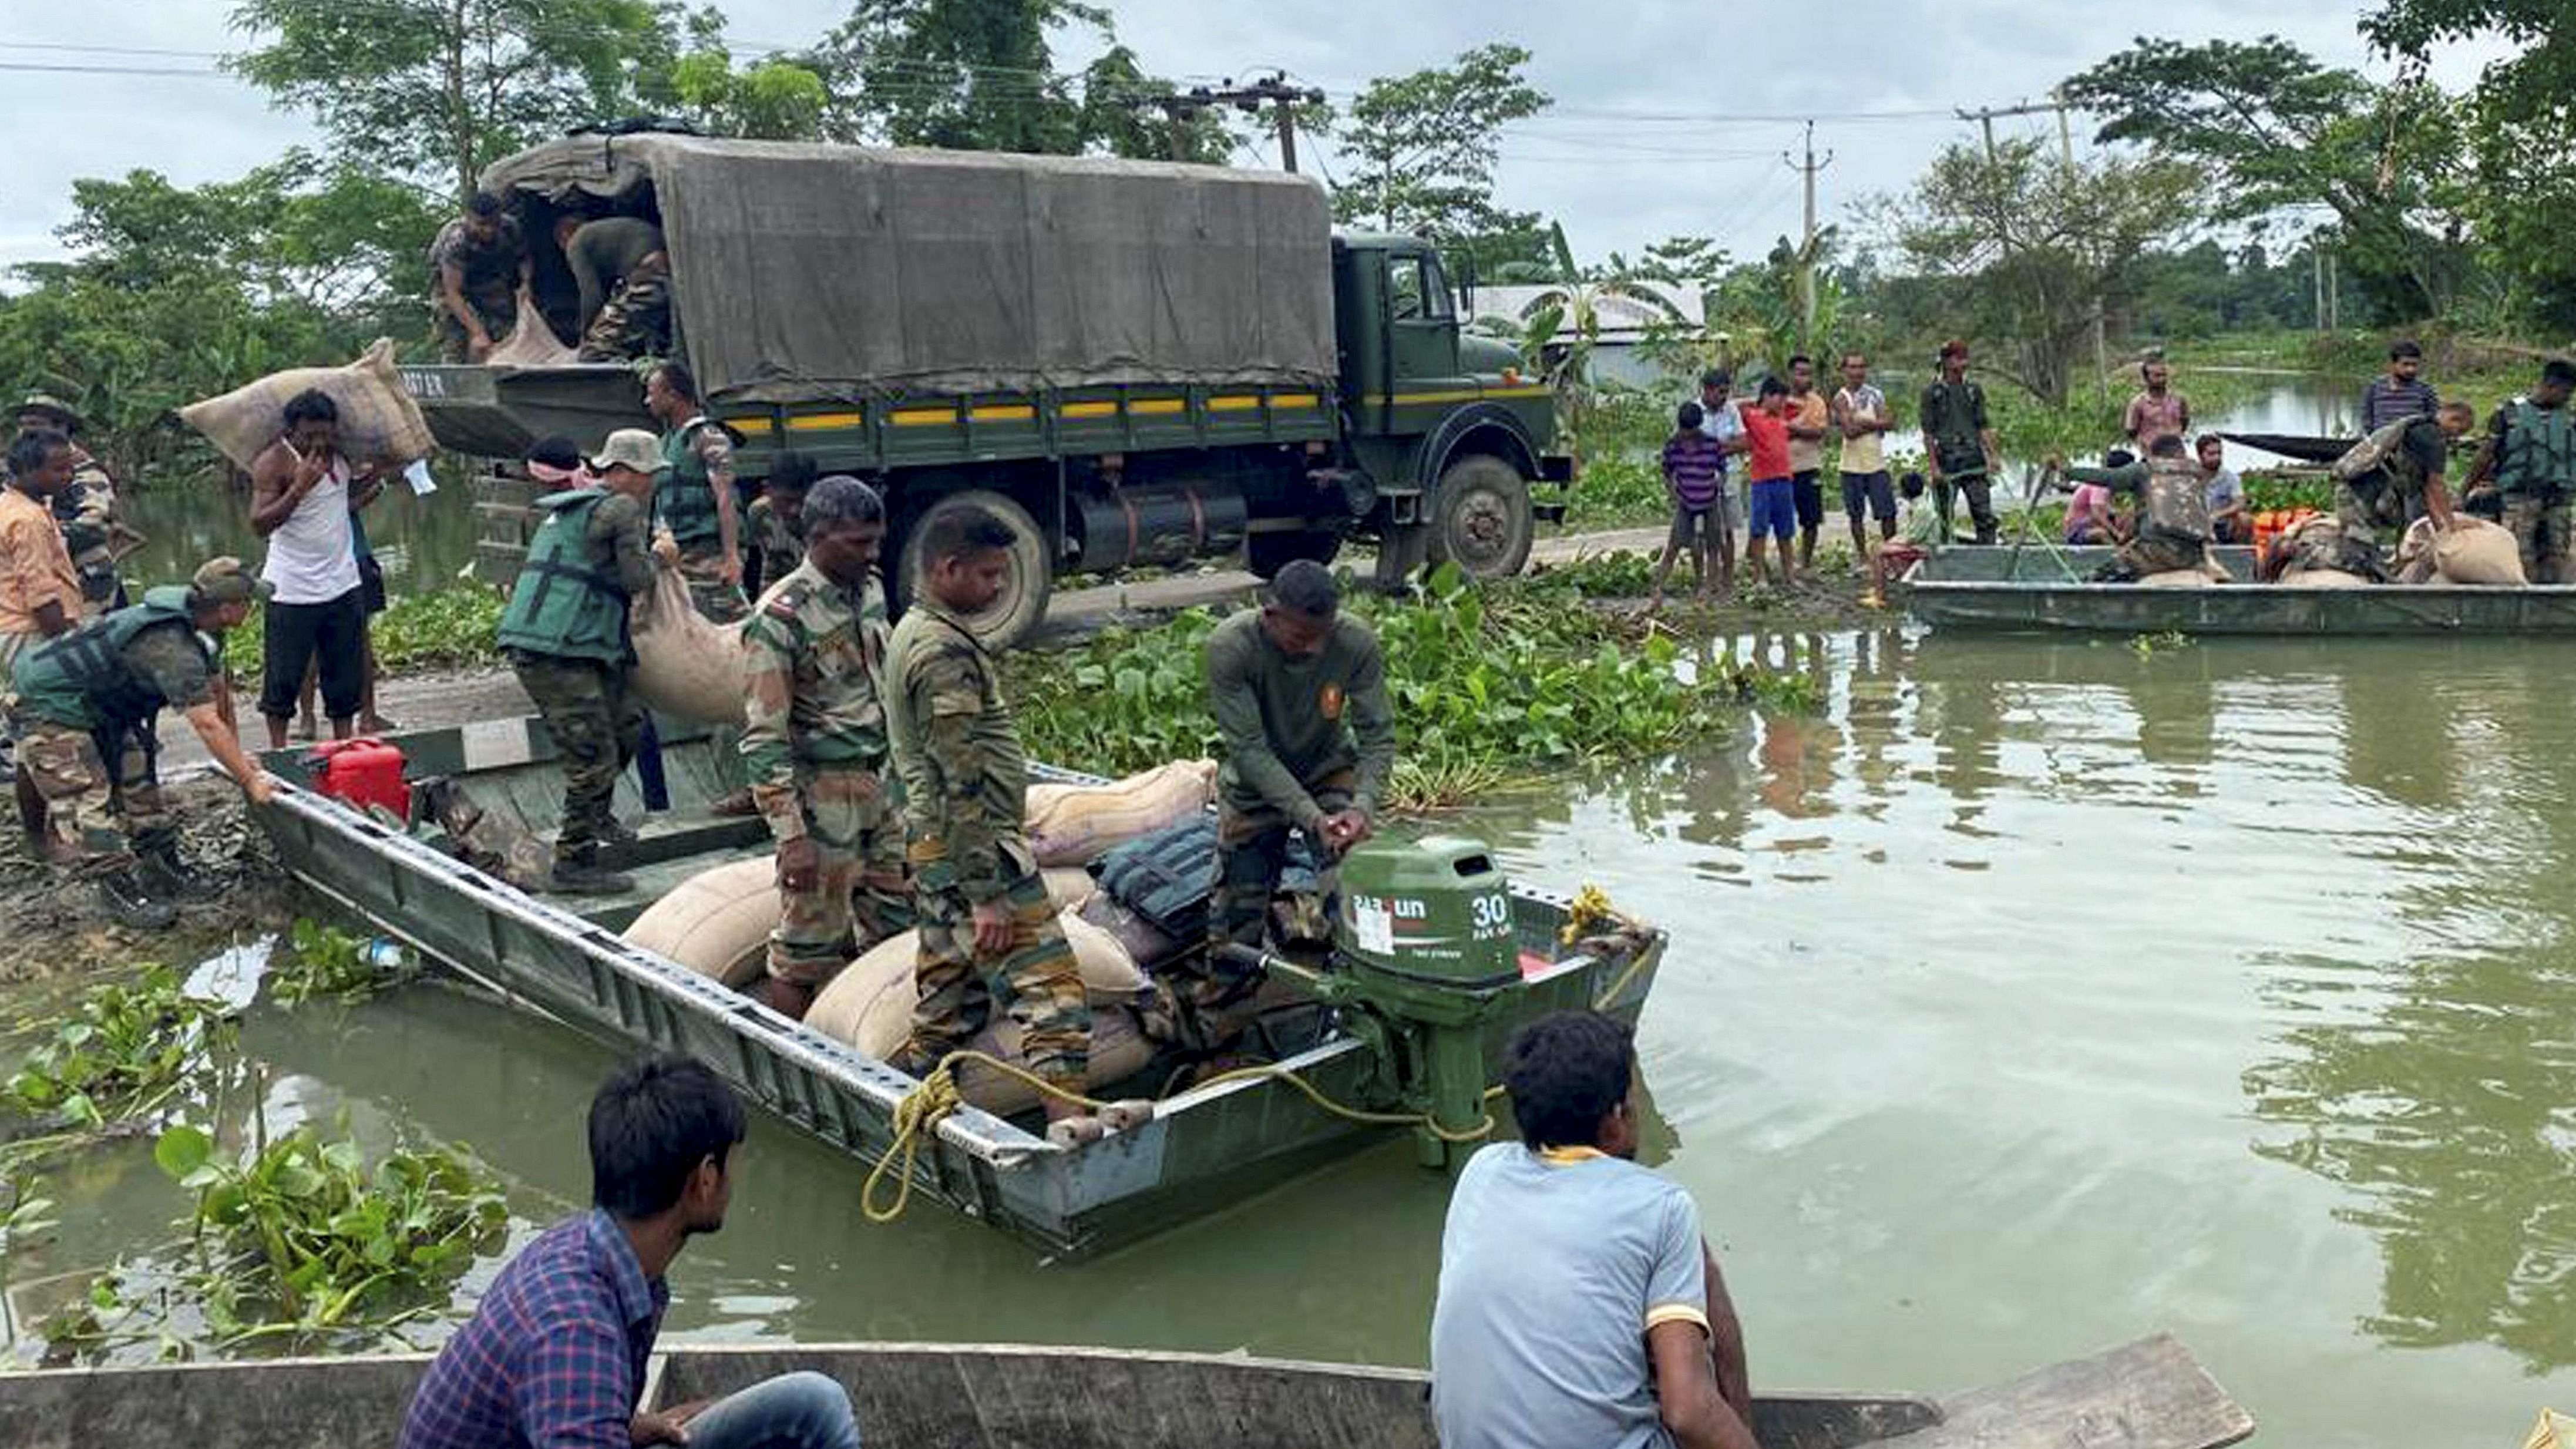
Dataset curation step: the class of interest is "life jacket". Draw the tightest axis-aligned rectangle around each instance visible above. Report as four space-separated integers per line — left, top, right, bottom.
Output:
2495 399 2576 495
654 421 721 551
12 586 203 730
2333 415 2427 484
496 489 633 663
1094 816 1320 939
2142 456 2214 541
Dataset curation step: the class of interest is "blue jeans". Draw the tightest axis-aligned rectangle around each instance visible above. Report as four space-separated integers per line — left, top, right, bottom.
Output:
684 1371 863 1449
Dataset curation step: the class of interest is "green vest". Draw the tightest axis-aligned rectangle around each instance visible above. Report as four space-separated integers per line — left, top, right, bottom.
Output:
655 422 721 550
2496 399 2576 496
14 586 201 730
496 490 633 663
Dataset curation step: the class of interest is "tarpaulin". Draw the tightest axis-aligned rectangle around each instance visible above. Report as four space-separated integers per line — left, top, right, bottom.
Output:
481 135 1339 406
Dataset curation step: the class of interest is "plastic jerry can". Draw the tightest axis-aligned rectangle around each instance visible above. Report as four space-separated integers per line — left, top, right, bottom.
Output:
305 737 411 821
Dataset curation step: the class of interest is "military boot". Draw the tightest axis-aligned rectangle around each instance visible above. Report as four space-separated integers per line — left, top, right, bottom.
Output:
95 869 177 931
546 856 634 896
136 843 224 904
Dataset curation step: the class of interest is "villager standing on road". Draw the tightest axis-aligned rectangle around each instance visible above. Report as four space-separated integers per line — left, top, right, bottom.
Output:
1696 369 1750 555
14 395 132 617
2459 359 2576 584
739 476 912 1021
0 431 86 853
11 559 274 929
643 361 747 624
2123 354 2192 453
496 429 662 896
398 1055 866 1449
1431 1011 1756 1449
743 451 816 600
248 390 372 749
1737 379 1799 589
2052 435 2218 583
428 193 531 364
1202 560 1395 989
885 504 1097 1138
1785 355 1831 570
1919 341 2001 544
1830 353 1898 557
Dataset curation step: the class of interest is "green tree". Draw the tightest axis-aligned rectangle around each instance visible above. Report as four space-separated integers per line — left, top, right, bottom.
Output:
1333 44 1550 246
814 0 1171 155
2060 36 2467 320
1508 224 1688 457
667 45 834 139
226 0 687 201
1868 137 2197 405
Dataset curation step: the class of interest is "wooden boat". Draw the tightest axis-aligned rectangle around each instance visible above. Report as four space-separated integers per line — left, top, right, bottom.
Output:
249 717 1666 1258
0 1333 2252 1449
1901 544 2576 634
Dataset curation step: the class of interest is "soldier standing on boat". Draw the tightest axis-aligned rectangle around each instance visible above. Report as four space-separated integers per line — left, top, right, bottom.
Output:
1919 341 2001 545
2459 359 2576 584
13 396 133 618
1200 560 1395 994
2050 435 2219 583
884 503 1098 1141
10 558 275 929
495 429 662 896
2333 399 2474 566
738 476 912 1021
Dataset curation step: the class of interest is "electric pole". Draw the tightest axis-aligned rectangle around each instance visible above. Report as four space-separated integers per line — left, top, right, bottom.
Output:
1121 88 1213 162
1195 73 1325 173
1782 120 1834 347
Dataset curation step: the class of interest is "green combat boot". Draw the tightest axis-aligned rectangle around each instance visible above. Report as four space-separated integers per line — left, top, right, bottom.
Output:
546 857 634 896
136 843 224 904
96 869 177 931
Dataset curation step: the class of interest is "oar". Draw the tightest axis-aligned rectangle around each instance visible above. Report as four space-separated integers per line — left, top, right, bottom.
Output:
2009 462 2081 582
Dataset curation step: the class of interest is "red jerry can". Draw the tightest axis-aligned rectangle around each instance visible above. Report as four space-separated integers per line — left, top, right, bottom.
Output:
305 737 411 821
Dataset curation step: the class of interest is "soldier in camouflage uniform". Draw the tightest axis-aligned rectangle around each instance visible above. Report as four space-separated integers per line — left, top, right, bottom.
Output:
741 452 814 600
885 503 1095 1134
496 429 662 895
642 361 748 624
11 558 275 930
738 476 912 1018
2460 360 2576 584
2260 513 2387 583
2335 401 2474 560
576 251 674 363
14 396 134 617
2056 435 2221 583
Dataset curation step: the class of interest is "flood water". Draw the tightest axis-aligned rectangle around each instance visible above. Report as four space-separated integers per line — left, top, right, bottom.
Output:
119 471 480 600
12 624 2576 1446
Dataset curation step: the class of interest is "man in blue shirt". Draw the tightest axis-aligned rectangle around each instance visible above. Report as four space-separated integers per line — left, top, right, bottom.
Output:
1431 1013 1754 1449
399 1055 863 1449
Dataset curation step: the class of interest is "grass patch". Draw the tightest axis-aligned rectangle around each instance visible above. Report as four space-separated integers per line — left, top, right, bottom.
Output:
223 584 505 683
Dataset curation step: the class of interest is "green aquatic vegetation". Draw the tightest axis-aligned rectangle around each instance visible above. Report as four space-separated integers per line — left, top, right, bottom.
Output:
3 966 231 1139
2128 630 2195 659
1563 453 1669 527
269 920 410 1007
1527 549 1660 599
1006 610 1228 776
49 1122 506 1355
222 583 505 681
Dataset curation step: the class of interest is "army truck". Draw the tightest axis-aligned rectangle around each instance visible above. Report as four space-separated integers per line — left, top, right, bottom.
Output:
406 133 1569 643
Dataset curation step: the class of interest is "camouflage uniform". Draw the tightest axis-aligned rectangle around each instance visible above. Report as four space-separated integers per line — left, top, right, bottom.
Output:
55 456 126 618
2487 399 2576 585
426 215 527 363
2335 416 2449 556
500 490 655 870
744 493 806 598
2268 515 2387 583
2066 457 2218 583
576 254 673 363
885 600 1088 1088
14 623 206 869
657 419 749 624
740 560 912 987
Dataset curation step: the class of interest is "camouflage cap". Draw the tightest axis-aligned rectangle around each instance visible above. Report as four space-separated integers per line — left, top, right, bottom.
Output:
190 556 273 608
14 394 81 433
590 428 671 476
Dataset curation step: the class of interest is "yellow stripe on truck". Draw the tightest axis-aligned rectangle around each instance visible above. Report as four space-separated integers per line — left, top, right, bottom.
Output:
967 404 1037 422
1370 386 1552 406
1128 398 1186 416
784 412 863 432
1206 395 1263 412
890 406 959 427
1059 401 1119 419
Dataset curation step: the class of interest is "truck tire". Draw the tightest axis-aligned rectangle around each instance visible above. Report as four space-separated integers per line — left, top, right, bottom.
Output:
1244 529 1343 580
1427 455 1535 579
896 489 1053 651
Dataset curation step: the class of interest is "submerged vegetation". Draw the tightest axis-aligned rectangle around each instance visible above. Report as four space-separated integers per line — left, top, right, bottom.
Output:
2 966 232 1151
269 920 412 1007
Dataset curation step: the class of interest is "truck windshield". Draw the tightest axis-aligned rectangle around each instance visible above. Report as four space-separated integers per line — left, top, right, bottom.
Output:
1390 255 1452 322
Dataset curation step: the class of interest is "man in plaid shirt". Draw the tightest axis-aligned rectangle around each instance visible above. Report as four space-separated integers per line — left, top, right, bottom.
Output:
399 1056 863 1449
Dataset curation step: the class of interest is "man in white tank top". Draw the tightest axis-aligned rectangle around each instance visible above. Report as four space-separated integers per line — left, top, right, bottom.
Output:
248 389 370 748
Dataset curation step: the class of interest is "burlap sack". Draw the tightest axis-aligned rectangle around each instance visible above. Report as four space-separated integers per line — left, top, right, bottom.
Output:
805 908 1153 1115
179 338 436 470
628 567 748 725
2433 516 2527 586
622 855 776 987
485 310 580 368
2278 567 2373 588
2138 569 2217 587
1023 759 1219 867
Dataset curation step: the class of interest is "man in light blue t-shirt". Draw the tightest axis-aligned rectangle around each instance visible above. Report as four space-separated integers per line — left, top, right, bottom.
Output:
1431 1012 1754 1449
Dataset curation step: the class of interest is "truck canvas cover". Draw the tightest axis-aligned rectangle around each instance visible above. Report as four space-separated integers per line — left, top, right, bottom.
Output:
482 135 1339 405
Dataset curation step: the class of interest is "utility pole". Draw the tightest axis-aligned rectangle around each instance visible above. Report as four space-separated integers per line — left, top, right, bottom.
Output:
1959 96 2111 404
1195 73 1325 173
2313 241 2327 332
1781 120 1834 347
1121 88 1213 162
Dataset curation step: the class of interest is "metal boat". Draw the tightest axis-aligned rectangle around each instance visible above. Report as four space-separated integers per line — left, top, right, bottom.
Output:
1901 544 2576 634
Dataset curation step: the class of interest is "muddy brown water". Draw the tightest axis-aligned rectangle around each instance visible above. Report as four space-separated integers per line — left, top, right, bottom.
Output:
11 626 2576 1444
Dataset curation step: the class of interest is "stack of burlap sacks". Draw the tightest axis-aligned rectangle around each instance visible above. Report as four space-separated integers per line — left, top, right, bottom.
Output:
624 760 1219 1114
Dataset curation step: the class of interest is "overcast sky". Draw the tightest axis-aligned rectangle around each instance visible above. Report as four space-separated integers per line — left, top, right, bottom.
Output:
0 0 2506 276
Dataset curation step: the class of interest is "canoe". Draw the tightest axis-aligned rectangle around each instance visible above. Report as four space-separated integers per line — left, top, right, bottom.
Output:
249 717 1666 1257
1901 544 2576 634
0 1333 2253 1449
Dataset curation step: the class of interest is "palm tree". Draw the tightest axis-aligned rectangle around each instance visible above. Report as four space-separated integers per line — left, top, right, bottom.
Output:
1511 223 1690 460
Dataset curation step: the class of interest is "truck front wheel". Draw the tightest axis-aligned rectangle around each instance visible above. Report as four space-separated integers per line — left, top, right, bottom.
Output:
1427 455 1535 579
896 489 1054 650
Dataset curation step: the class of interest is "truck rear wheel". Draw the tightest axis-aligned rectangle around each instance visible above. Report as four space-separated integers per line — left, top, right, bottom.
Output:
1244 528 1343 581
896 490 1054 651
1427 455 1535 579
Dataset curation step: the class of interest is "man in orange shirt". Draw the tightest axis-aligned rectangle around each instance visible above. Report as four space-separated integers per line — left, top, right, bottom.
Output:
1785 355 1833 570
0 430 85 852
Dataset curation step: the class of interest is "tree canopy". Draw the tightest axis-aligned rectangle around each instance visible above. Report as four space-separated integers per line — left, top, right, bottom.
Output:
1332 45 1551 246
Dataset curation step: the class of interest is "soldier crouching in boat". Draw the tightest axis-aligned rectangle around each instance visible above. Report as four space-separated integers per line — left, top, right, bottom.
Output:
2052 435 2222 583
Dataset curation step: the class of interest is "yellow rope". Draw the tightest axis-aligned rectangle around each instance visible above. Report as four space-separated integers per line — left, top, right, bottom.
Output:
1183 1063 1496 1144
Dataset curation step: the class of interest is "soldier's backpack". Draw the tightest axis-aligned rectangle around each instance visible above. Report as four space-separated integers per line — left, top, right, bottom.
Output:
2332 415 2426 482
